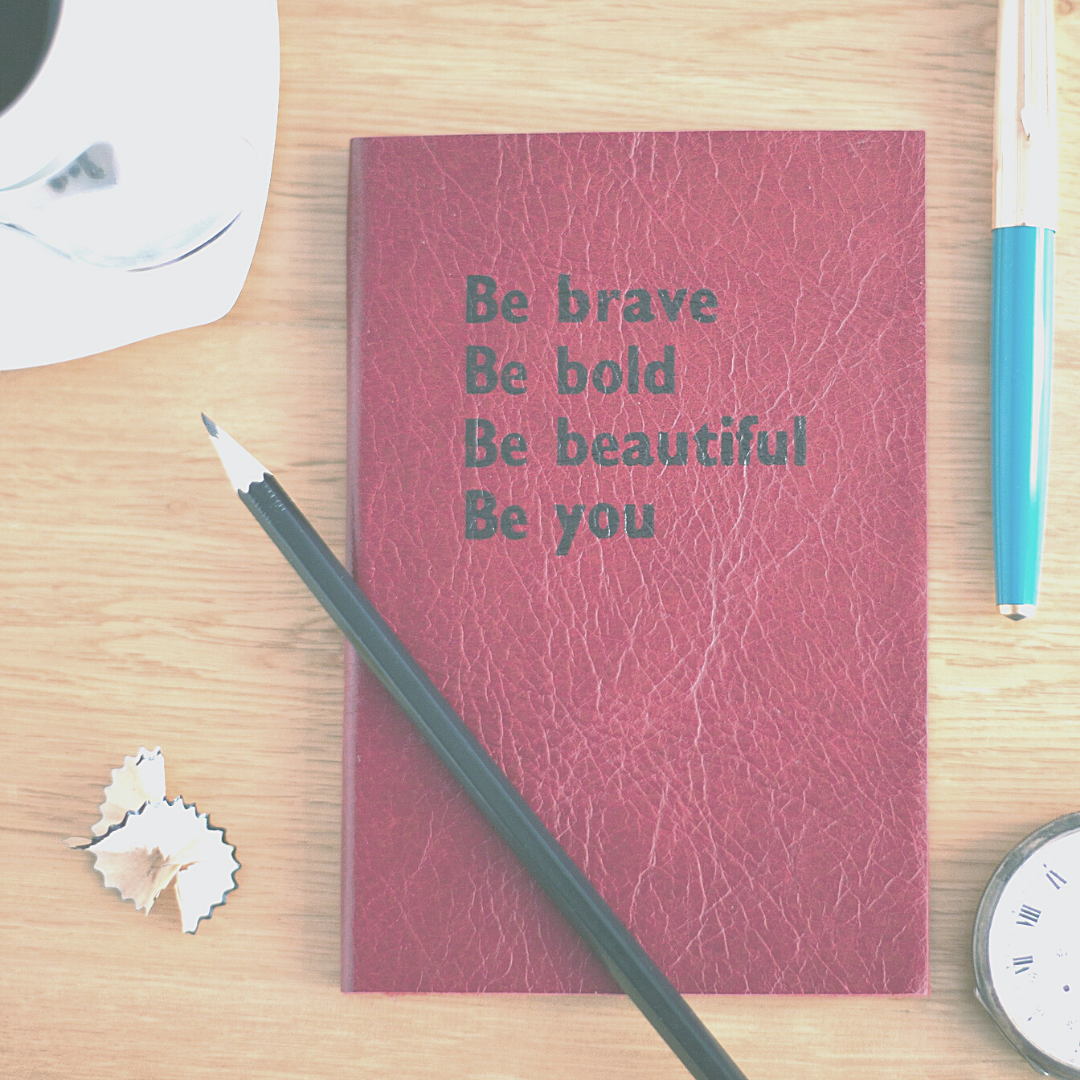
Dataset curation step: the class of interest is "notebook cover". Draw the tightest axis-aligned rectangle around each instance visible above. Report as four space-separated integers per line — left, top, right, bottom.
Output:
343 130 927 995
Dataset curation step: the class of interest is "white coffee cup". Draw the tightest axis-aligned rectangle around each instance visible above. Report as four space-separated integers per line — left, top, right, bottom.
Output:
0 0 279 368
0 1 97 191
0 0 257 271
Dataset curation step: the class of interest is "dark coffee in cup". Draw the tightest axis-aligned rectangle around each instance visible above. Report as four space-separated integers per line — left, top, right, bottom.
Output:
0 0 62 116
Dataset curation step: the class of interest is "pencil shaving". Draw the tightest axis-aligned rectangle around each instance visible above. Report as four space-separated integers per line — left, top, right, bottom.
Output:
80 746 166 840
85 799 239 931
69 750 239 932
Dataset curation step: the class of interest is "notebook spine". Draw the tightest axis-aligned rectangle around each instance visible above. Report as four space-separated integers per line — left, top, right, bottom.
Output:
341 137 366 992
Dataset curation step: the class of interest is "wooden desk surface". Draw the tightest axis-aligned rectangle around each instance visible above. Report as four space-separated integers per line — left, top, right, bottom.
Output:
2 2 1079 1077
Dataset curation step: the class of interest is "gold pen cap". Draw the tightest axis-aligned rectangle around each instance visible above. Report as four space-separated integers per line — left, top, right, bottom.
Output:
993 0 1057 230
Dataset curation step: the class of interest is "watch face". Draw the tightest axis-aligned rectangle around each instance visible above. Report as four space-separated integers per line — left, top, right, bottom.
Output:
975 813 1080 1079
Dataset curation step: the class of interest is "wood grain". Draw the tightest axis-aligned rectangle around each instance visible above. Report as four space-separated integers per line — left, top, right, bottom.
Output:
2 1 1079 1077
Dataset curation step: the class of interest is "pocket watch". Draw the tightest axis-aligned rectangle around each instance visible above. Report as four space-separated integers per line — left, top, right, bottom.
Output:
974 813 1080 1078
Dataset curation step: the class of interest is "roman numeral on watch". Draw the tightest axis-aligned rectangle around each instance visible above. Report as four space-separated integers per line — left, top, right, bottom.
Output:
1016 904 1042 926
1046 869 1067 889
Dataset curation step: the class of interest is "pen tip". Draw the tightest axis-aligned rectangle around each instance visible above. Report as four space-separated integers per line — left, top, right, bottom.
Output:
201 413 219 437
998 604 1036 621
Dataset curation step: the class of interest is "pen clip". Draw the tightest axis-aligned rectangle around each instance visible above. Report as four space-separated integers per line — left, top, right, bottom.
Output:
993 0 1057 229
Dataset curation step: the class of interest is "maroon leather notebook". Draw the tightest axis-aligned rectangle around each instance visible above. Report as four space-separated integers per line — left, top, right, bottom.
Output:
344 131 927 995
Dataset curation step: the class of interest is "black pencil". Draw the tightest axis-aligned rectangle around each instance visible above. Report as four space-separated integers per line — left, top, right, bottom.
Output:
203 415 748 1080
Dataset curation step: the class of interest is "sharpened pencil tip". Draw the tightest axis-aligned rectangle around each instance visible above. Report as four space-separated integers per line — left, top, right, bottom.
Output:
202 417 272 493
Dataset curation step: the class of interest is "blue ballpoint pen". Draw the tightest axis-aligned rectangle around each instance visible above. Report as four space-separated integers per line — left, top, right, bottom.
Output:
992 0 1057 619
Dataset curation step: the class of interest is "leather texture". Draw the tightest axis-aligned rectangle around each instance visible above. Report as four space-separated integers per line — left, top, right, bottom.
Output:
344 131 927 995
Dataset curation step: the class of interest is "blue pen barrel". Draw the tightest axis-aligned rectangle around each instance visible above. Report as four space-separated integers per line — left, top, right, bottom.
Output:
992 225 1054 610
